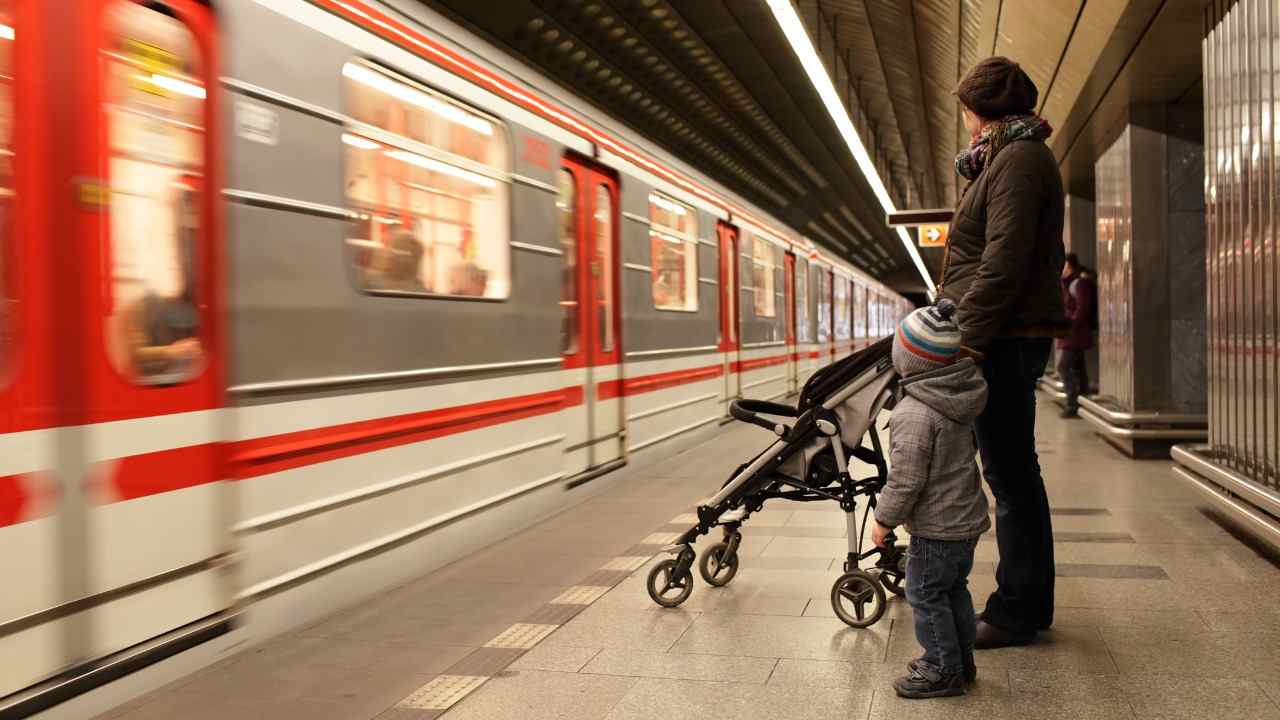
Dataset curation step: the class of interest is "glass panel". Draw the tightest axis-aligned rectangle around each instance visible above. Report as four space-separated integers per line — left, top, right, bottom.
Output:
595 184 614 353
752 236 776 317
0 0 13 385
854 282 867 340
344 61 506 169
557 169 577 354
816 270 831 342
343 62 510 299
834 276 850 340
722 229 737 344
649 193 697 311
104 1 206 385
795 259 808 342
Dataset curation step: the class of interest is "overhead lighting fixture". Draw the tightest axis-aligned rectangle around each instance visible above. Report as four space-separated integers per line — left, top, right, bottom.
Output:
343 62 493 137
764 0 934 294
0 24 12 41
148 73 206 99
386 149 498 188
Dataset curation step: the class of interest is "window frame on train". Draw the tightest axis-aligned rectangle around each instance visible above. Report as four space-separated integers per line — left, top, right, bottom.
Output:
833 274 850 341
795 256 809 343
340 59 513 302
751 235 776 318
648 191 698 312
102 1 210 387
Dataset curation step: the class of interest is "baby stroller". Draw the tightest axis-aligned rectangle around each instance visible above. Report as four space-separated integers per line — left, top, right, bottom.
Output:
646 336 908 628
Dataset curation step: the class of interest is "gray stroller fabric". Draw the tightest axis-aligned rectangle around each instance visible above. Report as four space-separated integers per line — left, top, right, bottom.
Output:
778 366 897 479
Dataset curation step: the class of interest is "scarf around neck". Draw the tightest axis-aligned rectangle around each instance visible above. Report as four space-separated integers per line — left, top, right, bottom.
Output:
954 114 1053 181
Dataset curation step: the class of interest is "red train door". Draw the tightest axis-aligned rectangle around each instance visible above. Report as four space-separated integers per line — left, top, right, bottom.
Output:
717 221 740 408
561 154 623 476
784 252 797 394
74 0 229 672
0 0 65 699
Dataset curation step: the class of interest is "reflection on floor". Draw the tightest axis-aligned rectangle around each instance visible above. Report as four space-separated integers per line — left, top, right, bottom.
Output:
99 394 1280 720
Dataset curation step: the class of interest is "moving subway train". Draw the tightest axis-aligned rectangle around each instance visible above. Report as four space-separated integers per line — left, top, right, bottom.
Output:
0 0 911 707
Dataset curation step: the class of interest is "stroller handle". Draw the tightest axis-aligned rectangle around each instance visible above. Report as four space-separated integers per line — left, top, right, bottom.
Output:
730 399 797 436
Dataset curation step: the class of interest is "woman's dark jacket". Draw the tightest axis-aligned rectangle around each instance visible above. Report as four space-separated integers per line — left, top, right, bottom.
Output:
940 140 1069 350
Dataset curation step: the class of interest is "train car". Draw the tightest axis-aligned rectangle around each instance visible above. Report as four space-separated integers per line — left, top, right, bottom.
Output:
0 0 911 710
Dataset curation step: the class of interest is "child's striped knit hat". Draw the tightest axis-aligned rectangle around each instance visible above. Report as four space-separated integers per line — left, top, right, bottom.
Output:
892 298 962 377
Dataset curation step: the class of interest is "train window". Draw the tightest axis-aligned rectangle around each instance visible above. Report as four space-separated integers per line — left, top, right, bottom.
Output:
104 2 207 385
343 61 510 299
795 258 809 342
854 282 867 341
0 1 12 386
752 236 775 317
558 170 577 354
816 270 830 342
596 184 615 352
649 193 697 312
834 276 850 340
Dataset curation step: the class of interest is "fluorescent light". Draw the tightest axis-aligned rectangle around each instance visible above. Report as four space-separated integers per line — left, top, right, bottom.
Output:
342 132 381 150
148 73 206 99
343 63 493 137
0 24 12 41
386 149 498 188
765 0 934 292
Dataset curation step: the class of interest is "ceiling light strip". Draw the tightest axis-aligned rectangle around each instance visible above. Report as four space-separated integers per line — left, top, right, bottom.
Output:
764 0 935 292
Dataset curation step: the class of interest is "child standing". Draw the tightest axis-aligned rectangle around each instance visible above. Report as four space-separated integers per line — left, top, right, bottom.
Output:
871 299 991 698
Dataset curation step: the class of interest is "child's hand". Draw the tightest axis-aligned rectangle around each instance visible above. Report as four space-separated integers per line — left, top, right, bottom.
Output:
872 521 893 548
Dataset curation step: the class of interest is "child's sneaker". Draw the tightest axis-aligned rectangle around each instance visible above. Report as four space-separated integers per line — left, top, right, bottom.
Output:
894 664 966 699
908 656 977 685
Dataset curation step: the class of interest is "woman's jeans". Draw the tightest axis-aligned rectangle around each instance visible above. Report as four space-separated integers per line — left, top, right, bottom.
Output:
906 536 979 675
977 337 1056 634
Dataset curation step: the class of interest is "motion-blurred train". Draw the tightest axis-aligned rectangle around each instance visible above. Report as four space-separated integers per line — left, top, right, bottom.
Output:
0 0 911 709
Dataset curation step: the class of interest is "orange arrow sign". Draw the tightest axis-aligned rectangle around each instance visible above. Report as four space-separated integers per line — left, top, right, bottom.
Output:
918 223 948 247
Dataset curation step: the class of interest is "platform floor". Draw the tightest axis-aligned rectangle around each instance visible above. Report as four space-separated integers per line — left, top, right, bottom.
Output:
98 394 1280 720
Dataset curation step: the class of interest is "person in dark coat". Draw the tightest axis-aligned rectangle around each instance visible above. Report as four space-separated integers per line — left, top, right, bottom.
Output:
940 56 1069 649
1056 253 1095 417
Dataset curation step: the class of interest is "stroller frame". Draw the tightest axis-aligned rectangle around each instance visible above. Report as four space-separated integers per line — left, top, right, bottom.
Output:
646 338 907 628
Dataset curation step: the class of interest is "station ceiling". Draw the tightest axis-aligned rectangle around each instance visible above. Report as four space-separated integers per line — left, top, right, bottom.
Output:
415 0 1203 293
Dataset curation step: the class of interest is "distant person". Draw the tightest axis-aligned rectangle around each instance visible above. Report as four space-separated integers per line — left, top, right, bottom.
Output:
1056 253 1095 417
873 299 990 698
449 260 487 296
121 187 203 381
941 56 1068 649
381 230 425 293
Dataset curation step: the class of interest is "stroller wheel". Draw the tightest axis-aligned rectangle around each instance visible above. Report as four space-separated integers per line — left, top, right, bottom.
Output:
830 570 887 628
647 559 694 608
699 543 740 587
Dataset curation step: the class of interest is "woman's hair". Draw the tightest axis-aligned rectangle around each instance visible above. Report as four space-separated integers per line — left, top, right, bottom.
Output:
956 56 1038 120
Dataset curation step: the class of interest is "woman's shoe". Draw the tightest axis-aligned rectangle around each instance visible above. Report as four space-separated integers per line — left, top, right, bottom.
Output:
974 620 1035 649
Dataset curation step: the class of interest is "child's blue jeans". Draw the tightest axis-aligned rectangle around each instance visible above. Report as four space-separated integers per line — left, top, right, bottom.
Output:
905 535 979 676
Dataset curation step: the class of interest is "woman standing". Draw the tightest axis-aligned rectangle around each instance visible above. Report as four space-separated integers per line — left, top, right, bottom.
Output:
942 57 1068 648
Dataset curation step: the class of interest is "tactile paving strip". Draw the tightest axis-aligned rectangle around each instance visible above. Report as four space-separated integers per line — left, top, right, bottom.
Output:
484 623 559 649
601 556 650 572
549 585 613 605
398 675 488 710
639 532 680 545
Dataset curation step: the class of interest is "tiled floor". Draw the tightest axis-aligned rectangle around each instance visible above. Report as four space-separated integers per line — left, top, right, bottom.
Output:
98 395 1280 720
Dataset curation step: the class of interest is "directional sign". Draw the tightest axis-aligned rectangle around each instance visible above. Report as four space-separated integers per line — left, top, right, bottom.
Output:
918 223 948 247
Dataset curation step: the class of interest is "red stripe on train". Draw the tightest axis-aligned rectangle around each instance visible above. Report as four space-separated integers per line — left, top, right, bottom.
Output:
732 354 790 373
231 388 572 479
598 364 724 400
104 444 220 502
0 475 28 528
